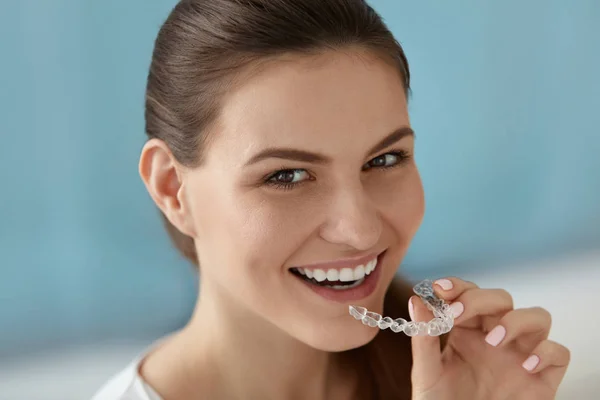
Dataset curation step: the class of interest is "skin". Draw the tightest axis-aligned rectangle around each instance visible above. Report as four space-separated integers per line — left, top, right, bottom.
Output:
139 50 569 400
410 278 570 400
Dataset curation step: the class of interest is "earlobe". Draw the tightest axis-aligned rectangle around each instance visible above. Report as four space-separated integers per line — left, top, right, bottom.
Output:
139 139 196 237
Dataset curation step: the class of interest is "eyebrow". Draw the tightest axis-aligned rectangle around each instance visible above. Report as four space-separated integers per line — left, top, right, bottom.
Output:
244 127 415 166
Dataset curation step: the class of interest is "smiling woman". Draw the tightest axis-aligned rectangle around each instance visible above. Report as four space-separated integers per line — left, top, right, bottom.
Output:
91 1 570 399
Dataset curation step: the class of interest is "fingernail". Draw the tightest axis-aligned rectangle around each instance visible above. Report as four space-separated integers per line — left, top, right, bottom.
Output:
408 297 415 321
485 325 506 347
522 355 540 372
434 279 453 290
449 302 464 318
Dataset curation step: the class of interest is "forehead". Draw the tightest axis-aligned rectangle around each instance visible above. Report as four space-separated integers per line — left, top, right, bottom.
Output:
213 50 410 160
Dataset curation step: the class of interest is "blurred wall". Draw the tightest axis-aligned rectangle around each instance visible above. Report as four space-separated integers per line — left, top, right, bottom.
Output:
1 0 598 356
383 0 600 272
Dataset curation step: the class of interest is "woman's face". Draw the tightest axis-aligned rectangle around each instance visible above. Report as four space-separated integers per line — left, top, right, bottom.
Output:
182 50 424 351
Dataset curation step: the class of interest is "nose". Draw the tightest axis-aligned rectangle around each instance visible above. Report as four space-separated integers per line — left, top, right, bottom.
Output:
319 184 382 251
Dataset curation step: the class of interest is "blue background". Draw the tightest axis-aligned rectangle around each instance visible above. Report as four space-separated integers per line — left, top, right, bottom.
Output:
1 0 598 357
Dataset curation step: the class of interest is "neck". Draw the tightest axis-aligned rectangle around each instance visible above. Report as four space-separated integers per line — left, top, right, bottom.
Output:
143 278 359 400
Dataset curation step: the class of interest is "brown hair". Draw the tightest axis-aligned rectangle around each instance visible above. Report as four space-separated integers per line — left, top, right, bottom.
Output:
145 0 419 398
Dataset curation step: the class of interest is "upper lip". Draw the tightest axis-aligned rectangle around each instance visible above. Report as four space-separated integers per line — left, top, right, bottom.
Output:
291 250 385 271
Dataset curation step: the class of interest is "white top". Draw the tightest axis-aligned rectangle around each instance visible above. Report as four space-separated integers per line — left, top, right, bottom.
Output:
91 357 163 400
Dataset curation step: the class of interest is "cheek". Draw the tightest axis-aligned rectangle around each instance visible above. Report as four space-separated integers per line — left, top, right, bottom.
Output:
235 201 310 267
192 184 319 277
369 168 425 235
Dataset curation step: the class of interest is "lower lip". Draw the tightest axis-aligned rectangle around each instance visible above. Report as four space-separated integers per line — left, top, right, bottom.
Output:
292 253 385 303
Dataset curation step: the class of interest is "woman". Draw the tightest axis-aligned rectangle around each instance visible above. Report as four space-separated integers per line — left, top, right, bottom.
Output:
92 0 570 399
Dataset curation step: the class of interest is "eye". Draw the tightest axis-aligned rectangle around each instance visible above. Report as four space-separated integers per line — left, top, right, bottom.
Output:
265 169 311 190
363 150 411 171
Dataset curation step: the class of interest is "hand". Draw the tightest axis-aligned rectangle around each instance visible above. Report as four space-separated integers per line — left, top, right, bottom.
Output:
409 277 570 400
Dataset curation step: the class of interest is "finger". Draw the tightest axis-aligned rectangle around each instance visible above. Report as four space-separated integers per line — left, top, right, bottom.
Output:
450 288 514 329
431 277 478 302
409 295 443 393
522 340 570 391
484 307 552 349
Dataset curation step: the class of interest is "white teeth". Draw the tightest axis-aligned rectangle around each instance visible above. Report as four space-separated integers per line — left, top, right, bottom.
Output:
365 259 376 275
312 269 327 282
326 269 339 282
358 257 378 278
353 265 366 280
339 268 354 282
295 256 379 285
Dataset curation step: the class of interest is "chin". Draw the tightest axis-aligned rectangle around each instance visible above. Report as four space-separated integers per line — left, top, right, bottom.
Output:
293 314 382 353
328 328 379 353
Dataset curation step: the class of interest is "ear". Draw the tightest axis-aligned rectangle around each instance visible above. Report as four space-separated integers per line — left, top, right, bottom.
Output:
138 138 196 237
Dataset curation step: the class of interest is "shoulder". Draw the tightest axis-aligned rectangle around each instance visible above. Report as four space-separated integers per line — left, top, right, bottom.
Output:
90 359 162 400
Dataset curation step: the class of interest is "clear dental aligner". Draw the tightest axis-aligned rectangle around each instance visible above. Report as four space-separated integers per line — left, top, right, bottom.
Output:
349 279 454 336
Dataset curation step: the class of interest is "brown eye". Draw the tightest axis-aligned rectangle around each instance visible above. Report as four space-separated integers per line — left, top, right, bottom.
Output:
270 169 309 184
370 154 397 167
363 151 409 170
265 169 312 190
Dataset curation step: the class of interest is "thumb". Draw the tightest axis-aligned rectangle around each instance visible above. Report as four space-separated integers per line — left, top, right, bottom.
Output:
409 295 443 391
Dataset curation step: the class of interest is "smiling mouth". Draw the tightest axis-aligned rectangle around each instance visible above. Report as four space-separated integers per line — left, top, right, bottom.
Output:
289 254 380 290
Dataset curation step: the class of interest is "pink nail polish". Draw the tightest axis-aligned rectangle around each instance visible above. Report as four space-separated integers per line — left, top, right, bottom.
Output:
434 279 453 290
408 297 415 321
449 302 464 318
485 325 506 347
522 355 540 371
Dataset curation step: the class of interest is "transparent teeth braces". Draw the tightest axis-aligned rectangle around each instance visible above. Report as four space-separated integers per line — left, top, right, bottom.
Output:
349 279 454 336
